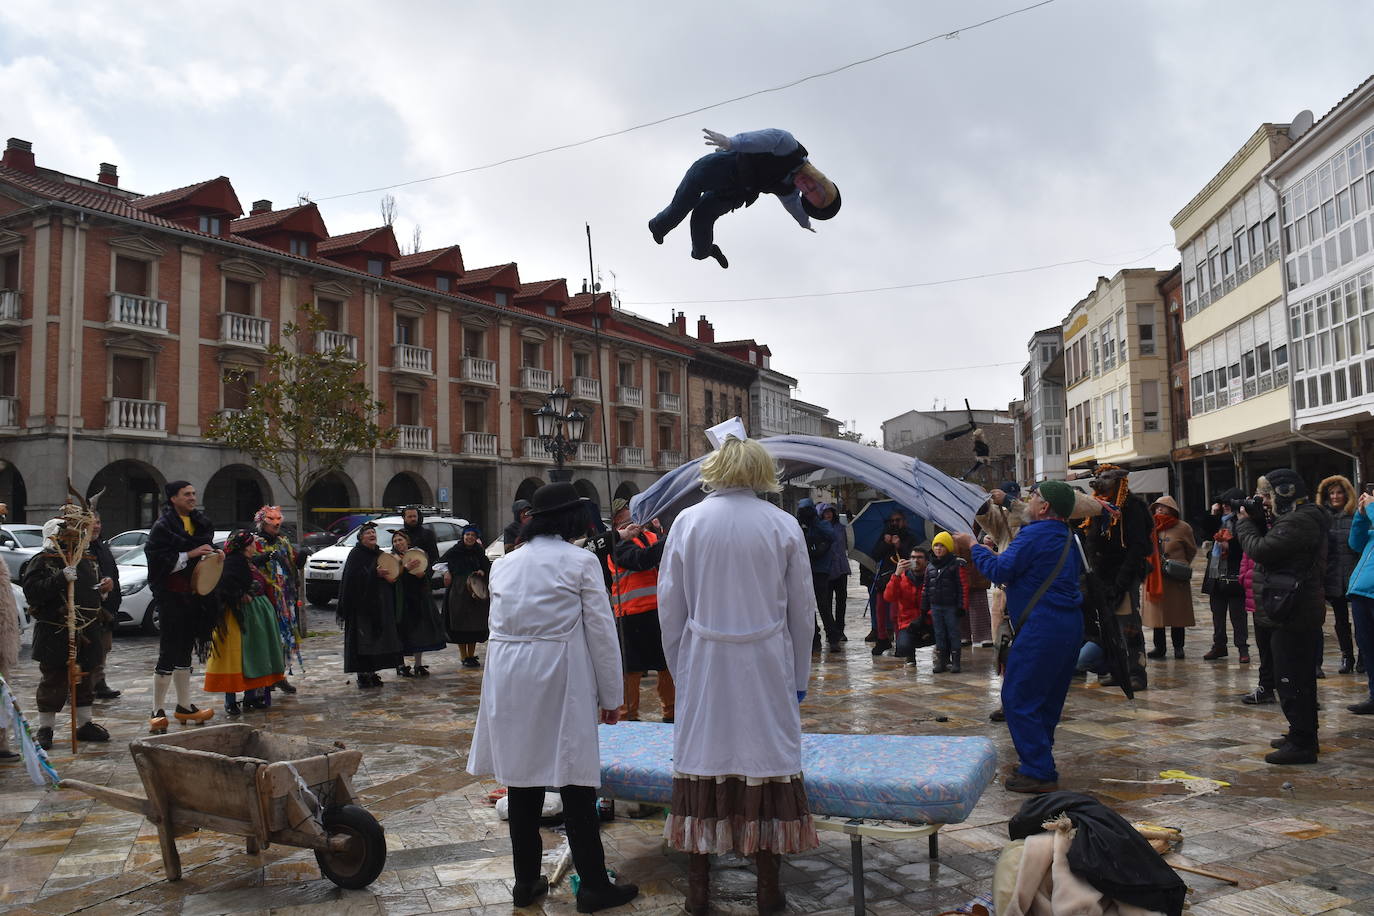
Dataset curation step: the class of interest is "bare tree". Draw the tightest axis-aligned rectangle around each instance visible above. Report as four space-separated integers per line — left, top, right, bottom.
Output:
380 193 397 226
410 224 422 255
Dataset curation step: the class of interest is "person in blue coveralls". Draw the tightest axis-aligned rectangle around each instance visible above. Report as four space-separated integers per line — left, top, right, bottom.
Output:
648 128 841 268
955 480 1082 794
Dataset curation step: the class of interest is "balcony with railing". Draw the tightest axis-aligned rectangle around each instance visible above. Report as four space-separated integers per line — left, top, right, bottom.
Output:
0 289 20 322
0 396 18 428
108 293 168 332
219 312 270 349
314 329 357 360
522 436 552 462
618 385 643 408
393 343 433 374
462 356 497 385
617 446 644 466
571 376 600 401
520 366 552 391
658 449 683 468
107 398 166 433
657 392 681 412
463 431 498 457
576 441 604 464
395 425 433 451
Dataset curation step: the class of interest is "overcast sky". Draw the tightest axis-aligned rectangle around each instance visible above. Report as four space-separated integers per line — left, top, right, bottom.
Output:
3 0 1371 440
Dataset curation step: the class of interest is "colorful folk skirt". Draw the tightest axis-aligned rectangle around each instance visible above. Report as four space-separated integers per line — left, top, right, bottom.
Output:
664 772 819 855
204 596 285 693
965 587 992 643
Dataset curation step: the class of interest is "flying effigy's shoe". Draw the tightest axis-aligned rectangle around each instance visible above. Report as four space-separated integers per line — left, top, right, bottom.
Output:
149 709 169 734
174 704 214 725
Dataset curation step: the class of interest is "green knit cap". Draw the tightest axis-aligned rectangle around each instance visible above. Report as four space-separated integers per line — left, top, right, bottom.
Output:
1037 480 1076 519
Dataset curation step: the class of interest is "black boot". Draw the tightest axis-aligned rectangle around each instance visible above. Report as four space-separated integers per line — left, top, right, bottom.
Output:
1340 655 1356 675
950 649 962 673
1147 630 1167 659
575 881 639 913
932 652 949 674
512 876 549 908
870 638 891 656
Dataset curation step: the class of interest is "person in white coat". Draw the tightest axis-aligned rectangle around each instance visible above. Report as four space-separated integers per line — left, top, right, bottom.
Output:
657 436 819 915
466 482 639 913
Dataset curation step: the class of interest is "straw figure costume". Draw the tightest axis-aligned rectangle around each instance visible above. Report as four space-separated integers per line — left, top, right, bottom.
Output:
648 128 841 269
206 531 286 716
22 505 110 751
656 436 819 915
143 480 218 733
338 522 403 688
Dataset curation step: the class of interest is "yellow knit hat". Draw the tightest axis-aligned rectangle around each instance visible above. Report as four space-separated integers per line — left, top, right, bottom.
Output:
932 531 955 553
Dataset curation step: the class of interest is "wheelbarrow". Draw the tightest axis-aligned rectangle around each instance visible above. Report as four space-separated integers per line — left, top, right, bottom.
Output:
60 723 386 889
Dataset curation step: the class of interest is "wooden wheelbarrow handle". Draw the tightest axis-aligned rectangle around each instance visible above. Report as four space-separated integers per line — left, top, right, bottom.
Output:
60 779 155 819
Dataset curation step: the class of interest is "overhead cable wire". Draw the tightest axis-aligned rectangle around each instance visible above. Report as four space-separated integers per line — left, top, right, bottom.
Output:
623 242 1176 306
315 0 1057 201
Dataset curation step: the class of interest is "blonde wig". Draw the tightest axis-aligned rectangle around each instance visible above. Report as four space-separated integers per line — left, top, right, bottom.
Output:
796 162 838 207
699 437 781 494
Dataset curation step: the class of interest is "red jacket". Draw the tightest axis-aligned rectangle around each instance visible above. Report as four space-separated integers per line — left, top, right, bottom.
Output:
883 571 927 631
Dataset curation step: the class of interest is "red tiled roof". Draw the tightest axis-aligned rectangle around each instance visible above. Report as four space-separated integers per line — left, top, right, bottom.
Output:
393 245 461 271
317 225 398 256
133 176 242 216
515 279 567 300
455 263 518 287
230 203 317 234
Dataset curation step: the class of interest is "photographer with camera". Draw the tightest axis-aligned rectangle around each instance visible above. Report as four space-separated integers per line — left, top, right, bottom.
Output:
1202 488 1252 665
1235 469 1330 765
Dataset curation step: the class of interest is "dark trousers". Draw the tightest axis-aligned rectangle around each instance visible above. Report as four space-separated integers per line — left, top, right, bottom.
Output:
1350 595 1374 699
649 151 747 258
1317 596 1354 664
1209 591 1249 652
816 575 847 637
154 596 195 674
812 573 842 645
894 621 925 658
1114 590 1147 683
90 627 114 688
507 785 609 889
36 658 93 713
1256 625 1275 692
1152 627 1186 650
1271 628 1320 750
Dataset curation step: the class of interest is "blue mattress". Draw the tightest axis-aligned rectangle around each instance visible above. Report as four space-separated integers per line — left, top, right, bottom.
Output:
598 722 997 825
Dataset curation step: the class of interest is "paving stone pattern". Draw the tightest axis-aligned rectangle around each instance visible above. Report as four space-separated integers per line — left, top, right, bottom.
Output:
4 576 1374 915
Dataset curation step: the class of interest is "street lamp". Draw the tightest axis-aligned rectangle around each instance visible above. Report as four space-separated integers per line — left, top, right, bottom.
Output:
537 386 589 482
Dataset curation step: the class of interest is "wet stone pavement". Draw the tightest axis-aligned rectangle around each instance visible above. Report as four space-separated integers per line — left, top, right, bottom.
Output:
5 578 1374 915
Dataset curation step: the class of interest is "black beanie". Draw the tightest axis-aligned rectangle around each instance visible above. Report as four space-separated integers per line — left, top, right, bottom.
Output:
165 480 192 501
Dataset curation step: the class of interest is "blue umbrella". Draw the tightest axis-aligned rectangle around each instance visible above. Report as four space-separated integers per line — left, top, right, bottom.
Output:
849 499 925 574
630 435 989 535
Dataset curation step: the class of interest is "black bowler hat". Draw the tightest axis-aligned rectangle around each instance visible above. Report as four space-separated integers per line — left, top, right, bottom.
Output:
529 482 587 516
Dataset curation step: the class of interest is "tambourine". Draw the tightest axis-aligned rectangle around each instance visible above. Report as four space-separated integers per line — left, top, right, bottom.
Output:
402 547 429 577
376 552 401 581
466 574 489 600
192 551 224 596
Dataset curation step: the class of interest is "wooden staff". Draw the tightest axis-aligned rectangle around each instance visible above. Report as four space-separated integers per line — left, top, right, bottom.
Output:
58 500 94 754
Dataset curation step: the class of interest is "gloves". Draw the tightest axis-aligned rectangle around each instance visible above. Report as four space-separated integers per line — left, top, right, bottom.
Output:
62 566 78 582
702 128 731 151
796 691 807 704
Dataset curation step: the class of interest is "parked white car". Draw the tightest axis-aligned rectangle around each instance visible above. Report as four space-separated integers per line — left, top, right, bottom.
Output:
0 524 45 579
112 531 232 634
106 528 152 560
304 515 468 607
11 581 30 649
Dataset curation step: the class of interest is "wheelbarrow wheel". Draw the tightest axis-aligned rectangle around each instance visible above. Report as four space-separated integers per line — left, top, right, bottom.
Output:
315 804 386 889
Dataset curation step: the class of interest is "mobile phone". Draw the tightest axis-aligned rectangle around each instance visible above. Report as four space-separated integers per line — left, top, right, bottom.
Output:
1364 483 1374 495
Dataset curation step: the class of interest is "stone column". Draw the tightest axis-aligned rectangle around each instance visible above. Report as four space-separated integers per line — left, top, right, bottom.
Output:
177 245 202 437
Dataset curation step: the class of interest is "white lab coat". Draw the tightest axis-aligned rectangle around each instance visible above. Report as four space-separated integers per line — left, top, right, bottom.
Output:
467 535 624 787
657 488 816 777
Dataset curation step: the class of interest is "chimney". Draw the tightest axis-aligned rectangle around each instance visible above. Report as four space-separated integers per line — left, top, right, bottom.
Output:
672 311 686 335
251 199 273 215
97 162 118 187
697 315 714 343
2 138 36 174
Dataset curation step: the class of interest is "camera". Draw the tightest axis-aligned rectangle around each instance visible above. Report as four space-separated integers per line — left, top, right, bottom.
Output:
1227 496 1265 518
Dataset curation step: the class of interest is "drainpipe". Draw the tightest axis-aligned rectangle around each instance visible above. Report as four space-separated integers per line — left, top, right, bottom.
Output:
1263 174 1364 483
67 213 86 485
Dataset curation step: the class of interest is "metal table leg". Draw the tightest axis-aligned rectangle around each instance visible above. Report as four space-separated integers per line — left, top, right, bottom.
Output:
850 833 865 916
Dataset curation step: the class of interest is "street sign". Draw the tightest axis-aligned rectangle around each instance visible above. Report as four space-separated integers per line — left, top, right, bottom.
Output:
438 487 449 503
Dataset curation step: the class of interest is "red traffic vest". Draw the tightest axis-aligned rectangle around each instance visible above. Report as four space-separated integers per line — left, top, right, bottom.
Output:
607 530 659 618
